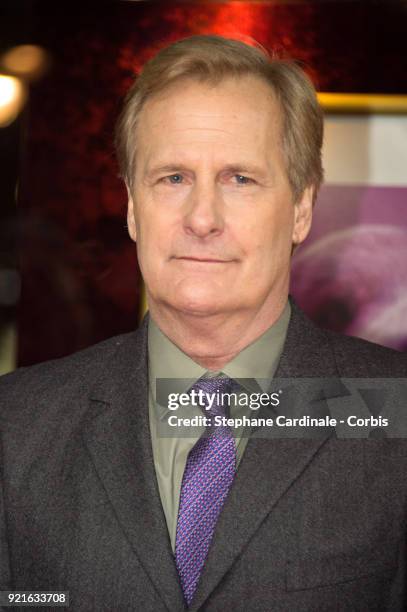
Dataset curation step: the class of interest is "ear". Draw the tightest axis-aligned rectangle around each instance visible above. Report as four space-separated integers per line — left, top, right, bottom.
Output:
292 185 314 246
126 185 137 243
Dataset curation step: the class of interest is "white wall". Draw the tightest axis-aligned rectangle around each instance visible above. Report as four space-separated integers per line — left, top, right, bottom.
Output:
323 114 407 186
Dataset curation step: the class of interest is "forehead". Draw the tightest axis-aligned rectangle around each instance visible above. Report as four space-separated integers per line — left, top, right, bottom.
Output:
135 75 283 167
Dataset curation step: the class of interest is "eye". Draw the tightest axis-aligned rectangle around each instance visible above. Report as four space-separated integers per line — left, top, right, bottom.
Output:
234 174 254 185
163 173 183 184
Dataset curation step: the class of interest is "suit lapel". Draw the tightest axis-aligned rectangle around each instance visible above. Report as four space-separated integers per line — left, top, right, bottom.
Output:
82 317 185 612
190 299 349 611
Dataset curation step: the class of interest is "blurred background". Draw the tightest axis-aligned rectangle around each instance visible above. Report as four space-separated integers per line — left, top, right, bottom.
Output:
0 0 406 374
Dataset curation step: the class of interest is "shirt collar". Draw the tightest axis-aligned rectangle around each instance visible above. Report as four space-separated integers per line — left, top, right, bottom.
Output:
148 301 291 415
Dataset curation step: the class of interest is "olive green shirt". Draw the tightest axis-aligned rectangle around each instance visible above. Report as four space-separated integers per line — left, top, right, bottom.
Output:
148 302 291 551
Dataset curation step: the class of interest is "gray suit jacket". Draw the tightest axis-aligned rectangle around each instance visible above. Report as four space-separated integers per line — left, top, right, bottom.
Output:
1 301 407 611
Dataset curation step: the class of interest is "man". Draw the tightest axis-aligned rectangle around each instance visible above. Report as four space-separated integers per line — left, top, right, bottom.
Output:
1 34 406 611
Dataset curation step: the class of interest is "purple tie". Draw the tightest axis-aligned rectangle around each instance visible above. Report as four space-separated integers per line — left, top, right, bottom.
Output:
175 376 237 607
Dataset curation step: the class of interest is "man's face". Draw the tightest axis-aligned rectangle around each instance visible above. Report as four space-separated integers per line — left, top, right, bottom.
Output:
127 75 313 318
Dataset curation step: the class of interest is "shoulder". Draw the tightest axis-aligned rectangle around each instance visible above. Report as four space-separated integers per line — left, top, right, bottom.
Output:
323 326 407 377
287 298 407 377
0 329 141 426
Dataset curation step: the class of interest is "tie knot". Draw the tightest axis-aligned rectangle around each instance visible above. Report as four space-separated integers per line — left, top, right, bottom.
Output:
189 376 237 418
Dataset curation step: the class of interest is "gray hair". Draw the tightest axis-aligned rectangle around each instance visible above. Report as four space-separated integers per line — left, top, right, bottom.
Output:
115 34 324 203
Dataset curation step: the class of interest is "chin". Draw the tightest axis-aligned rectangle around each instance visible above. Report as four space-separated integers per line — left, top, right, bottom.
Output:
167 287 227 317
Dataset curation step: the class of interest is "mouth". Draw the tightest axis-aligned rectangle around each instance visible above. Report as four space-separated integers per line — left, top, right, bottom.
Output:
174 256 233 264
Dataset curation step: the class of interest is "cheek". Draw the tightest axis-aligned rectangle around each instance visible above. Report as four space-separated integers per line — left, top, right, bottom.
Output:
237 207 294 260
133 198 164 249
136 214 180 277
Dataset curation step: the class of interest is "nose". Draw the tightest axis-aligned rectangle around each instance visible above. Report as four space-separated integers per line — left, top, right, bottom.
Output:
183 177 224 238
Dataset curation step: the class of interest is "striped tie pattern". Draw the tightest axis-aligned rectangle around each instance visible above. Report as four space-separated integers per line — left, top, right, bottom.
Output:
175 376 237 607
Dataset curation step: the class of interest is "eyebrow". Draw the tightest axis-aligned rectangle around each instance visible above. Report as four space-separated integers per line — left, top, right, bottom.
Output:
220 164 267 176
144 163 267 179
145 164 191 179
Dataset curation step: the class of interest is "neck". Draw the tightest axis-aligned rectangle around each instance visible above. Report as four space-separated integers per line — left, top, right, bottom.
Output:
148 296 288 371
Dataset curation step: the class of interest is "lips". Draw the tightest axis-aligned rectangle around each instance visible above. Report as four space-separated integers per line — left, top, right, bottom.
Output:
175 256 231 263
